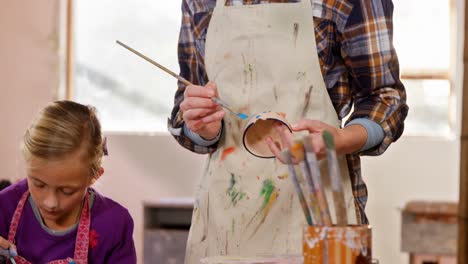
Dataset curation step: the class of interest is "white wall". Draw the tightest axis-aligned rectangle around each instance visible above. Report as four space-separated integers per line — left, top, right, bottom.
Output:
363 137 459 262
0 1 462 263
95 134 205 261
0 1 60 180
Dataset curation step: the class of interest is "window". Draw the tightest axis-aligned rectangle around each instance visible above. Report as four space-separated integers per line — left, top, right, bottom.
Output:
71 0 456 135
72 0 181 132
392 0 455 136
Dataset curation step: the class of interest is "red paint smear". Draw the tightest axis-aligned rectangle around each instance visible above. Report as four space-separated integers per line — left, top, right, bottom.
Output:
221 147 236 161
257 176 260 180
89 229 99 249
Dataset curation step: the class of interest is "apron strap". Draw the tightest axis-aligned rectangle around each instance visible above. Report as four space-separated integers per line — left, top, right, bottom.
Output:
300 0 312 8
215 0 225 8
8 191 29 244
71 192 91 264
8 190 91 264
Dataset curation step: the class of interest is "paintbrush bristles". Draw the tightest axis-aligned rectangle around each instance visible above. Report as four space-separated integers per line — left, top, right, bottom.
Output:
290 141 305 161
322 130 335 149
303 135 314 153
280 149 291 162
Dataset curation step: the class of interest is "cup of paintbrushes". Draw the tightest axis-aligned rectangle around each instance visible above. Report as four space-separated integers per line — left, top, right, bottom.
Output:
302 132 373 264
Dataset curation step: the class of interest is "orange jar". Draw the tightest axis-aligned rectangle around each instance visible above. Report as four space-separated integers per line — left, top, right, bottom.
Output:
303 225 372 264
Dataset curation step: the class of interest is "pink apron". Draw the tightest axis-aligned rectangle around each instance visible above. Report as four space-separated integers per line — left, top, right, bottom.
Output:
7 191 90 264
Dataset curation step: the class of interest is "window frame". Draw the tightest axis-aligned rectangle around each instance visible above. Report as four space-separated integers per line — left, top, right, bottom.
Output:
64 0 458 136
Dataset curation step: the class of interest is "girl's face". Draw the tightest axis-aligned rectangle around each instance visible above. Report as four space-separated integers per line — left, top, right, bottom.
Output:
26 152 95 230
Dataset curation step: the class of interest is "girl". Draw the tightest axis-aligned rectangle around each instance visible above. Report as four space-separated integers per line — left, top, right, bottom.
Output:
0 100 136 263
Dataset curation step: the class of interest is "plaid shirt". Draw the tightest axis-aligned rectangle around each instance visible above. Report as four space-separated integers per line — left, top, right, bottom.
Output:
168 0 409 224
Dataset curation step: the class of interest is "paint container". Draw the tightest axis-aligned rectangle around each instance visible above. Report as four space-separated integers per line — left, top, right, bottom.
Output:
303 225 372 264
200 255 303 264
242 111 292 158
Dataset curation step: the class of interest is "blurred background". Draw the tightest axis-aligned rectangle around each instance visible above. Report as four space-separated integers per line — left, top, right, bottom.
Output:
0 0 465 263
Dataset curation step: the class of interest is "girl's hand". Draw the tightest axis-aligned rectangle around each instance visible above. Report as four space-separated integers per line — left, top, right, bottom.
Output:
0 236 17 258
180 81 225 140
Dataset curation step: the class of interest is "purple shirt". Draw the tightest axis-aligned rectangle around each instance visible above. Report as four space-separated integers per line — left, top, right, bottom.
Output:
0 180 137 263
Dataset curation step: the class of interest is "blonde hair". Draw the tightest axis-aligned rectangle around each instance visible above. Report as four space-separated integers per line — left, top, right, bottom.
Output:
22 100 105 177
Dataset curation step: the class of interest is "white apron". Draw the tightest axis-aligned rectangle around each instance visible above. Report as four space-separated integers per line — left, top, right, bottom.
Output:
185 0 357 263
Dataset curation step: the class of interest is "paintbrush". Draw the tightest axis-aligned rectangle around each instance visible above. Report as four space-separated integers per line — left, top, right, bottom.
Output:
0 248 17 264
116 40 249 120
210 97 249 120
303 136 332 226
290 141 323 226
322 131 347 225
280 149 313 226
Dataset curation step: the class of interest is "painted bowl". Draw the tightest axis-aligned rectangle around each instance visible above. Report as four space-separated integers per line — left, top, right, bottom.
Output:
242 111 292 158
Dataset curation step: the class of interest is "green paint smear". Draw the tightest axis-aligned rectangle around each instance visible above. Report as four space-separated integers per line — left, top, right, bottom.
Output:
227 174 247 207
248 64 254 83
260 179 275 209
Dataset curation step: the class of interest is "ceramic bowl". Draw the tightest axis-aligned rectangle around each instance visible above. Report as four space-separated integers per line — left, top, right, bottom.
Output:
242 111 292 158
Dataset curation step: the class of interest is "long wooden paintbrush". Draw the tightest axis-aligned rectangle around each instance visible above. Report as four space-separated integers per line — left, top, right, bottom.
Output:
322 131 347 225
115 40 249 120
302 136 333 226
280 149 313 226
290 141 323 226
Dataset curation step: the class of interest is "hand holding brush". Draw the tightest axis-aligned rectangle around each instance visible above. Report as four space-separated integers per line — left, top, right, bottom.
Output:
0 243 17 264
116 40 249 121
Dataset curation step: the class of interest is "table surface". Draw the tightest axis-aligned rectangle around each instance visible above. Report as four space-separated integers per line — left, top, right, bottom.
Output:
143 197 194 209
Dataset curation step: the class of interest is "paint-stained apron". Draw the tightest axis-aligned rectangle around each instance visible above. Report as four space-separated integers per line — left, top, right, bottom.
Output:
185 0 358 263
7 191 90 264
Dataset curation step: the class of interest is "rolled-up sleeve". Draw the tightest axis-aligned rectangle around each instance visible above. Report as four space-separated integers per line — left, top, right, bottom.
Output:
342 0 409 156
168 0 220 154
